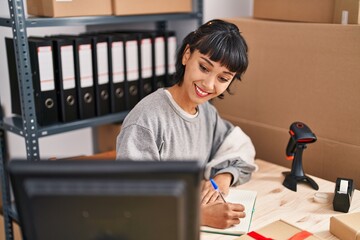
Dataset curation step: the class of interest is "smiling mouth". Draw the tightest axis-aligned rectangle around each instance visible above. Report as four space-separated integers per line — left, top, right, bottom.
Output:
195 85 211 97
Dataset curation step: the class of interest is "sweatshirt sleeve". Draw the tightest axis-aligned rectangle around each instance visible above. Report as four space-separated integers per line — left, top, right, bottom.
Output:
116 124 160 161
205 125 258 186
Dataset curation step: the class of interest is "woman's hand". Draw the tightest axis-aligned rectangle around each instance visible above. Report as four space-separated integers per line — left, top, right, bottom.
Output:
201 201 246 229
200 173 232 204
200 180 219 204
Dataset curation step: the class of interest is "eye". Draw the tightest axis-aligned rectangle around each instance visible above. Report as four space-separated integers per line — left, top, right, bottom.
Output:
199 64 209 73
218 76 230 83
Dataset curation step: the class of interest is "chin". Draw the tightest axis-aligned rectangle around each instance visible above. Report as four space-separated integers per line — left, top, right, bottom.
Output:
194 97 210 105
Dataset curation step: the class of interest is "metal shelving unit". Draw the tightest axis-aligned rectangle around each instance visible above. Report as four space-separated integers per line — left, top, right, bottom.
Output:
0 0 203 239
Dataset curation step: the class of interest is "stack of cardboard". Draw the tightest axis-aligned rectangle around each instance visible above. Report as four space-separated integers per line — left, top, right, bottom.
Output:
26 0 192 18
214 3 360 188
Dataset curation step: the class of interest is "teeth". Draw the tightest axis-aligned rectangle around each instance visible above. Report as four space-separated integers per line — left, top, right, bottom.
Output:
196 85 209 96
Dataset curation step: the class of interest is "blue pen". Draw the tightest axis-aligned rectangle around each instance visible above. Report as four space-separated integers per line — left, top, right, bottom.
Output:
210 178 227 203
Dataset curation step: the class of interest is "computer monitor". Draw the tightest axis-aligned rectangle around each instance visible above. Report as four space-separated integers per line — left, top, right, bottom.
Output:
8 159 203 240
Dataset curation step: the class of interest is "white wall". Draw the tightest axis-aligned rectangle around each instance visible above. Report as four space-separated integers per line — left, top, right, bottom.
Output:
0 0 252 159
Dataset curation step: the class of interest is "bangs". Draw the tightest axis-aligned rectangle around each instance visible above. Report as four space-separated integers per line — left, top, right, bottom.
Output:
194 33 248 76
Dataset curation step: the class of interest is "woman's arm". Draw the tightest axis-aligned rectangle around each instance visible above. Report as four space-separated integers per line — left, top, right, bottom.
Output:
205 126 258 188
116 124 160 161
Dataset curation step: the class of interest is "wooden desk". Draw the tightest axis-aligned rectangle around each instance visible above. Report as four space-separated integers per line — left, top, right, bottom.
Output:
201 159 360 240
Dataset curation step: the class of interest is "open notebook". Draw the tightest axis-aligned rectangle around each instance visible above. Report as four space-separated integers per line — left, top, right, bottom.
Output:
201 189 257 236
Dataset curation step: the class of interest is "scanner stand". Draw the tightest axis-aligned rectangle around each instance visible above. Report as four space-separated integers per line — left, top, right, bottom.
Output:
282 144 319 192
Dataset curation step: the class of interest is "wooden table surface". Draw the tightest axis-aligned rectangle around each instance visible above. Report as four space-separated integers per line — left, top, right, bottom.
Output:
201 159 360 240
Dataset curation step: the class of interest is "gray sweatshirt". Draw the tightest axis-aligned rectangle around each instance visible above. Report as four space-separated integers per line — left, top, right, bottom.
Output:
116 88 257 186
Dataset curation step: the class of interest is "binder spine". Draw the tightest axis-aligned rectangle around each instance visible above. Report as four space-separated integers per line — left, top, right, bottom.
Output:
125 37 140 109
154 35 166 90
166 32 177 87
74 38 96 119
28 38 59 126
52 38 79 122
109 35 127 113
92 36 111 116
140 36 153 99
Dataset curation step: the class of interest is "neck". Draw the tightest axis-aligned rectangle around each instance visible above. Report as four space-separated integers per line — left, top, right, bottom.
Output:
167 85 198 115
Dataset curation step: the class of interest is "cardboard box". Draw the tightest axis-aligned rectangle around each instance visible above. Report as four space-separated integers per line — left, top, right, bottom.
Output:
253 0 335 23
330 212 360 240
333 0 360 24
27 0 112 17
112 0 192 15
236 219 322 239
213 18 360 186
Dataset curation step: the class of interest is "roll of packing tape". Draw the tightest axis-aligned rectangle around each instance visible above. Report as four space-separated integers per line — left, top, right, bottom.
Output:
314 192 330 204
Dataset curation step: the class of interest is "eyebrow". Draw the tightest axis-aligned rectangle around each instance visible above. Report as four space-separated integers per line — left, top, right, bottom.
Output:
200 56 235 76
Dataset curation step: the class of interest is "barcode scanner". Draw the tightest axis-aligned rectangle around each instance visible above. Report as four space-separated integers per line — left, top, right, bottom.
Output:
283 122 319 192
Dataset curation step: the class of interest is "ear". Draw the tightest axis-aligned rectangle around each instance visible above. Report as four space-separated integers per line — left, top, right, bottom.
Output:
182 45 191 65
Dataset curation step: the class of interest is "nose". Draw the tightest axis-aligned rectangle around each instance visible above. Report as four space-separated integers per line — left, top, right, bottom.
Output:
202 74 216 91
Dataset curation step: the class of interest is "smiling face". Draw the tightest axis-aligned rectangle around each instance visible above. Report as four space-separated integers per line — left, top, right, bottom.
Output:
168 47 235 114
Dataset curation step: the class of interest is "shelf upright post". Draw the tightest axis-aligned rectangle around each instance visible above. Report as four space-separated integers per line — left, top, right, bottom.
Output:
0 129 14 240
194 0 203 26
0 101 14 240
1 0 41 238
7 0 40 160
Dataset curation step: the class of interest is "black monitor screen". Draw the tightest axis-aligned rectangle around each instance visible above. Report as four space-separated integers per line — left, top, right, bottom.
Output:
8 160 203 240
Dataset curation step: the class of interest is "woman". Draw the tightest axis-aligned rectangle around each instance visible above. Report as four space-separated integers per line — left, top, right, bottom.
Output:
116 19 257 229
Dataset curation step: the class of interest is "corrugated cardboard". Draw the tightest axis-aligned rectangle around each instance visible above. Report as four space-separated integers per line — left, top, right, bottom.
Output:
213 18 360 186
27 0 112 17
223 117 360 189
333 0 360 24
253 0 335 23
112 0 192 15
330 212 360 240
236 219 323 239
